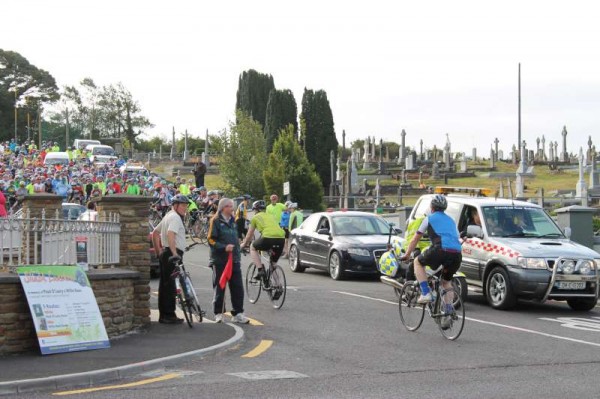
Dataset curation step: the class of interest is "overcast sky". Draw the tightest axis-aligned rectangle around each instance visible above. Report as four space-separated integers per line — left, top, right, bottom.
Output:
2 0 599 156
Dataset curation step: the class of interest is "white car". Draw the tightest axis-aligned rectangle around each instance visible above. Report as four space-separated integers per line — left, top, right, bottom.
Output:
86 144 117 165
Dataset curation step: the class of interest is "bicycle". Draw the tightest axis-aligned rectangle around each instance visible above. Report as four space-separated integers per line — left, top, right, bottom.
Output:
243 247 287 309
188 211 209 244
171 242 206 327
398 265 465 340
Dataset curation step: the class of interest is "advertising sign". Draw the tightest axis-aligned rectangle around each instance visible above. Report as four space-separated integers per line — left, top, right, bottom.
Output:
17 265 110 355
75 236 89 271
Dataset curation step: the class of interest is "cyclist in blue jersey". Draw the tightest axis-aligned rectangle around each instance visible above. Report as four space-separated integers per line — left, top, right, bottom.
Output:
401 194 462 306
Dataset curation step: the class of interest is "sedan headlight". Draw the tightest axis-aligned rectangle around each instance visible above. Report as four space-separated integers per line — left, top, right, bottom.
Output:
517 257 547 269
577 260 594 275
347 248 371 257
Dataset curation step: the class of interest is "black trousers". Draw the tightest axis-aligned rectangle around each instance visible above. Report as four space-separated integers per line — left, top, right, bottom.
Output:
158 248 183 318
236 218 247 239
212 260 244 316
195 174 205 188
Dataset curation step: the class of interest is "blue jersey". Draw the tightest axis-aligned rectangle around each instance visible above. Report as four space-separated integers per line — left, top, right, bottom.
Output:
417 211 461 251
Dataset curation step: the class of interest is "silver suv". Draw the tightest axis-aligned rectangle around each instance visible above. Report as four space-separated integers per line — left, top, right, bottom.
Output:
408 193 600 311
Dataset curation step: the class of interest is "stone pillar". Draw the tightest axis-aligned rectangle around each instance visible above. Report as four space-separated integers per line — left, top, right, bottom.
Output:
96 195 152 329
561 126 568 162
494 137 499 161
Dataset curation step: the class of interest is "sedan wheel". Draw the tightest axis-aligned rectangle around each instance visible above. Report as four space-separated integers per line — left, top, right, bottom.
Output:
289 245 306 273
329 251 345 280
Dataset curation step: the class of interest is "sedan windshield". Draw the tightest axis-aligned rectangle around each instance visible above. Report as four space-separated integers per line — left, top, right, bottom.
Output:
481 206 564 238
332 215 391 236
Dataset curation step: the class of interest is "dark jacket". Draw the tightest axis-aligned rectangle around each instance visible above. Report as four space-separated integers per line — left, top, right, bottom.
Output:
207 213 241 265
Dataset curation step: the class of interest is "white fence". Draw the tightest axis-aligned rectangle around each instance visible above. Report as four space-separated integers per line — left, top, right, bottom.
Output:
0 209 120 270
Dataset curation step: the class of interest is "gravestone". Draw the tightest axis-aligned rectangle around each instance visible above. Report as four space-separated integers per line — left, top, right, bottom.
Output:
498 150 504 160
490 147 496 168
576 147 588 206
405 152 415 170
561 126 569 162
432 162 440 179
494 137 499 162
459 158 467 172
472 148 477 162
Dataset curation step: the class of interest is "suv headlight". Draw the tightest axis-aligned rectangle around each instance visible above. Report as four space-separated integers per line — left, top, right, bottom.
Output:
577 260 594 275
347 248 371 257
558 259 576 274
517 257 547 269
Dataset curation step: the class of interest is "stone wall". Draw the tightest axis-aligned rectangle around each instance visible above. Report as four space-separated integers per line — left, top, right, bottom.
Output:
0 270 140 355
96 195 152 329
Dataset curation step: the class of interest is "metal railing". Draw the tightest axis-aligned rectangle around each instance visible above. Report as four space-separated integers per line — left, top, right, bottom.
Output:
0 209 121 271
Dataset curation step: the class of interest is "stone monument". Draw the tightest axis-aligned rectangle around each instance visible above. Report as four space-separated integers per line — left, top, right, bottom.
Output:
576 147 588 206
398 129 407 166
561 126 568 162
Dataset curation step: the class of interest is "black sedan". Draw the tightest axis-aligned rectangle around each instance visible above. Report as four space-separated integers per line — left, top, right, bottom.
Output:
288 211 403 280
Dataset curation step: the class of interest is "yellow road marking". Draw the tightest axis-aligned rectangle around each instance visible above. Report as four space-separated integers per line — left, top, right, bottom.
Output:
241 339 273 358
52 373 181 396
224 312 264 326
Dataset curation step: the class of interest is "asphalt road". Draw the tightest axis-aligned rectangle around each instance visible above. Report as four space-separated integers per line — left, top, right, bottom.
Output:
11 244 600 398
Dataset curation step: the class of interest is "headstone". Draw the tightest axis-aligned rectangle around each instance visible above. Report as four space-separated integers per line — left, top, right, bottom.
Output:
549 144 554 163
405 152 416 170
183 129 189 161
511 144 517 164
459 158 467 173
528 150 535 164
419 139 424 160
433 145 438 162
443 134 451 169
587 135 593 164
336 156 342 181
576 147 588 206
498 150 504 161
472 148 477 162
363 136 371 169
432 162 440 179
398 129 407 165
350 153 359 193
535 137 540 161
590 152 599 190
490 147 496 168
371 137 376 161
553 141 558 162
517 141 527 174
561 126 568 162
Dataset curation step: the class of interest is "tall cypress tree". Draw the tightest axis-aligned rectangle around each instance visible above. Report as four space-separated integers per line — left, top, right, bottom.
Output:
300 88 338 189
235 69 275 130
264 89 298 153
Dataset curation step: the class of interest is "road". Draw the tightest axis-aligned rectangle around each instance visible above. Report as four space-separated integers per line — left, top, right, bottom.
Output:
12 243 600 398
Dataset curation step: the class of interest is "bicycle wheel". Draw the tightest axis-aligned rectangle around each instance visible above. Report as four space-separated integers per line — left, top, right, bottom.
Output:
267 265 287 309
189 219 202 243
179 276 194 327
184 276 204 323
245 263 261 303
438 287 465 340
398 281 425 331
198 222 209 245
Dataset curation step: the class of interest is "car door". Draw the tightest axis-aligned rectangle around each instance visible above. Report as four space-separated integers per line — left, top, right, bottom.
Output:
456 205 482 281
311 216 334 268
295 214 320 266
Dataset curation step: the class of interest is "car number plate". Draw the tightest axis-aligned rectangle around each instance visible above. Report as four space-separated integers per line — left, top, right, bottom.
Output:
556 281 586 290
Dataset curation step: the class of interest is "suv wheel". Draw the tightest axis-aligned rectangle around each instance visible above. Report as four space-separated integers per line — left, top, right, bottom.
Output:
567 297 598 311
485 267 517 310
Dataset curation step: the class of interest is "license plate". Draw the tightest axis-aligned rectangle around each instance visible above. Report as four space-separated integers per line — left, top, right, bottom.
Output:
556 281 586 290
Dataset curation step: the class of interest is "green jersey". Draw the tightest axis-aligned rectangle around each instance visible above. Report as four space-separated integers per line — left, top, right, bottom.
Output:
250 212 285 238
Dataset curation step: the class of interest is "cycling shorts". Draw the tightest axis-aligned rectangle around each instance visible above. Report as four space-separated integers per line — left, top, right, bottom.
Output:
252 237 285 263
417 247 462 281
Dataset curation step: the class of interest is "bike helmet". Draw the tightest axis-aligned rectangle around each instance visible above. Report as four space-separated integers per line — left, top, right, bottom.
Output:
252 200 266 211
172 194 190 204
430 194 447 211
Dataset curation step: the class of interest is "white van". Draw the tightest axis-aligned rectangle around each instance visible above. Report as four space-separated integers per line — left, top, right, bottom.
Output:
73 139 101 150
43 152 70 166
86 144 117 165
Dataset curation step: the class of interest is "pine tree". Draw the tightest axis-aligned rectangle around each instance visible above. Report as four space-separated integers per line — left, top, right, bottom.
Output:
263 125 324 211
300 88 338 189
235 69 275 130
264 89 298 152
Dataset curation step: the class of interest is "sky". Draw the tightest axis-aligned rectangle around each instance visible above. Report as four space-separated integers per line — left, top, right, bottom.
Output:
2 0 600 157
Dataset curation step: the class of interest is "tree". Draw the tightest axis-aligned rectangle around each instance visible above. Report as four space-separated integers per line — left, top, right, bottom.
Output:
300 88 338 189
264 125 324 211
0 49 59 142
235 69 275 130
264 89 298 152
219 111 268 198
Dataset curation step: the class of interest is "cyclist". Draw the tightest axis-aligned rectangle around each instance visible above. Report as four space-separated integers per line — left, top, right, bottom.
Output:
400 194 462 315
240 200 285 283
235 194 251 241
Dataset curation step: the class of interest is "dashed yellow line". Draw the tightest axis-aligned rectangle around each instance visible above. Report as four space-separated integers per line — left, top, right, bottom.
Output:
241 340 273 358
52 373 181 396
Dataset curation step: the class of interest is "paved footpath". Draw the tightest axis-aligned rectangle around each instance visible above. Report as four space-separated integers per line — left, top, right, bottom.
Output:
0 317 243 395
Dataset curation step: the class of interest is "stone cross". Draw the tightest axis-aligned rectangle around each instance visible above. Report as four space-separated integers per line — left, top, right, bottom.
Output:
541 135 546 161
587 135 593 163
494 137 499 161
554 141 558 162
561 126 568 162
399 129 407 165
363 136 370 162
420 139 424 160
576 147 588 205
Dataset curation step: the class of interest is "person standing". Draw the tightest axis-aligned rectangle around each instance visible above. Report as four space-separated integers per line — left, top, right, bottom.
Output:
279 201 292 258
0 181 8 217
288 202 303 231
266 194 286 224
193 160 207 188
207 198 249 324
235 194 251 241
151 194 189 324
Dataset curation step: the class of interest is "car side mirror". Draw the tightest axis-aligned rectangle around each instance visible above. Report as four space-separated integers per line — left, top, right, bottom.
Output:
466 225 484 239
393 227 403 235
564 226 572 239
317 228 330 235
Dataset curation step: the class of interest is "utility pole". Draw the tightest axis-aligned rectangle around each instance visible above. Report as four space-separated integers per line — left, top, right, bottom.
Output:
518 63 521 157
65 108 70 148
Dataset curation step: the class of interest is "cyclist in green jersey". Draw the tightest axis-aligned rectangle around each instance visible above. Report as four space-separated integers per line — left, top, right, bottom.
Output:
240 200 285 281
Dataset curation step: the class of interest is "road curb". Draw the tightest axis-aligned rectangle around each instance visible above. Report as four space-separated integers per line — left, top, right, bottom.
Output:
0 323 244 395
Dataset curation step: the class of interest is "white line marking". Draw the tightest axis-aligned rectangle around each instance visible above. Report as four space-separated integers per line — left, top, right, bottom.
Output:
333 290 600 349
